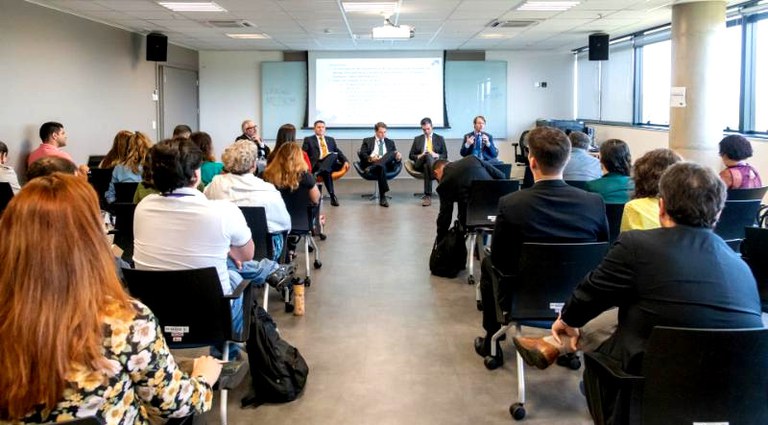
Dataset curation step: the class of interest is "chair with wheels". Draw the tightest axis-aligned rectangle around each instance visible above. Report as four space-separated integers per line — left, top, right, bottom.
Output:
485 242 610 421
122 267 254 425
604 203 625 245
352 158 402 201
0 182 13 217
583 327 768 425
281 186 321 287
465 179 520 310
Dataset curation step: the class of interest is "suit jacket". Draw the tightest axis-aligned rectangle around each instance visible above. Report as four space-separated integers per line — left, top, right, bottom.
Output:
460 131 499 162
358 137 398 168
435 156 505 240
561 226 763 372
302 134 348 169
408 133 448 162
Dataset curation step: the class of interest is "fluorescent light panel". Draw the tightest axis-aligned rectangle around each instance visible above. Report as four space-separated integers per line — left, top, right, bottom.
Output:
517 1 580 12
158 2 227 12
226 33 270 39
342 2 398 14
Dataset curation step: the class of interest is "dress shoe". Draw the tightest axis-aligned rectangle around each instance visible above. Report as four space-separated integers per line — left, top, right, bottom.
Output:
330 194 340 206
421 195 432 207
474 336 490 357
379 197 389 207
266 264 295 289
512 336 559 370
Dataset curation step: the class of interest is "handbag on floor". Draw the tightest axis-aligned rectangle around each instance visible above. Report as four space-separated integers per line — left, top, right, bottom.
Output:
241 306 309 407
429 220 467 278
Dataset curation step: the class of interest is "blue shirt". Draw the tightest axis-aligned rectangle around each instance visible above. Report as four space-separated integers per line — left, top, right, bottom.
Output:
105 164 142 203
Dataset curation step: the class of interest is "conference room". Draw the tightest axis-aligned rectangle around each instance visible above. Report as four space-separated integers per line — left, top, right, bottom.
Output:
1 0 768 424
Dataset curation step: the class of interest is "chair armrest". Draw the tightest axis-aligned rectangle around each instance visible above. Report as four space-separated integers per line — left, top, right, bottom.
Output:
224 279 253 342
224 279 251 299
584 352 644 383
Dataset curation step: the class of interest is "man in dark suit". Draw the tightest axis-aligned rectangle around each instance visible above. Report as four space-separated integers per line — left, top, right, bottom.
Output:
359 122 402 207
513 162 763 423
433 156 505 242
474 126 609 359
459 115 501 164
408 117 447 207
302 120 348 206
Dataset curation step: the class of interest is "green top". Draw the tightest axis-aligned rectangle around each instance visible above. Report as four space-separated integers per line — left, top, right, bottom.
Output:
201 161 224 186
585 172 634 204
133 182 159 203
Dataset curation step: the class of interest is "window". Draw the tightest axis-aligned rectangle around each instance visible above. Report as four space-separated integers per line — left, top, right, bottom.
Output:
576 41 634 123
640 39 671 125
576 53 599 120
722 22 743 131
755 17 768 132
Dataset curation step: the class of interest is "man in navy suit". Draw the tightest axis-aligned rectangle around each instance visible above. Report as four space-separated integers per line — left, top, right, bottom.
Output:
358 122 402 207
408 117 447 207
460 115 501 164
302 120 348 206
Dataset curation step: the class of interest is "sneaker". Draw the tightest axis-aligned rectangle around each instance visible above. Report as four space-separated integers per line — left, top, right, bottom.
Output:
266 264 295 288
421 195 432 207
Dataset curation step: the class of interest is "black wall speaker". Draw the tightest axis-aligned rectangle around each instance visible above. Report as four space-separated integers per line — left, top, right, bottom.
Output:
146 32 168 62
589 33 609 61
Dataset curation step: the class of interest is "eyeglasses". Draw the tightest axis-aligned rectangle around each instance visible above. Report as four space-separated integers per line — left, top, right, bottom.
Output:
245 126 257 131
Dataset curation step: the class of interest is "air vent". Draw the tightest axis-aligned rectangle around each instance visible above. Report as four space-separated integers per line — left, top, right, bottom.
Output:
487 20 538 28
206 20 255 28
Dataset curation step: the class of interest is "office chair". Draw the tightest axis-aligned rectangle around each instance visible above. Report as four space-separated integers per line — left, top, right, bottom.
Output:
108 202 136 262
113 182 139 203
604 203 625 245
584 327 768 425
0 182 13 217
726 186 768 200
465 179 520 310
122 267 254 425
485 242 610 420
714 198 763 251
352 158 402 201
281 186 321 287
740 226 768 312
87 167 114 210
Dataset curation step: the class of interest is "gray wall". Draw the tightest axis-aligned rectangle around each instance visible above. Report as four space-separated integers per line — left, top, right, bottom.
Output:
0 0 197 178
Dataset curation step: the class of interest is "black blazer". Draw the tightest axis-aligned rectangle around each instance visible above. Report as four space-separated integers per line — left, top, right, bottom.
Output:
236 134 271 159
561 225 764 372
408 133 447 161
358 137 398 165
302 134 348 169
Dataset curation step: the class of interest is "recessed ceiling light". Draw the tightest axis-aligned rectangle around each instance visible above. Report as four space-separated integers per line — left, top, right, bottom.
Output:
158 2 227 12
479 33 509 39
226 33 270 39
342 2 398 15
517 1 580 12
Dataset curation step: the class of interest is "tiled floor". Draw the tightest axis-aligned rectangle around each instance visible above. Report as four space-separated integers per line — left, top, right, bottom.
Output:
195 178 593 425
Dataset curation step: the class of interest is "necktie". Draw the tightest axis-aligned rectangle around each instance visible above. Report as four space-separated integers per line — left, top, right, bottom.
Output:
426 136 433 153
377 139 384 156
319 136 329 158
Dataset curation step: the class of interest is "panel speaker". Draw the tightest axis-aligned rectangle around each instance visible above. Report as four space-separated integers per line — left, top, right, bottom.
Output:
588 33 609 61
146 32 168 62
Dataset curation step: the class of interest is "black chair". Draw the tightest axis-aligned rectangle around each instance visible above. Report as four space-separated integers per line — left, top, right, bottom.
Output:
565 180 589 190
740 226 768 312
87 168 113 210
726 186 768 200
109 202 136 262
87 155 106 168
0 182 13 217
604 203 625 245
491 162 512 179
352 158 402 201
280 186 321 286
485 242 610 421
113 182 139 203
714 198 762 250
584 327 768 425
122 267 253 425
465 179 520 309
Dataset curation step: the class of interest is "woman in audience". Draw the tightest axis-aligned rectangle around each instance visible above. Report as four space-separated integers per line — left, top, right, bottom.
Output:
99 130 134 169
105 131 152 203
191 131 223 186
620 148 682 231
206 140 291 260
719 134 762 189
0 173 221 424
133 155 158 203
0 141 21 194
585 139 634 203
269 123 312 171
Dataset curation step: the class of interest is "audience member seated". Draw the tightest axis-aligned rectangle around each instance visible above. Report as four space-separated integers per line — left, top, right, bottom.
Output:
433 156 505 243
173 124 192 139
358 121 403 207
562 131 601 181
190 131 224 186
26 156 78 181
620 149 682 231
460 115 501 165
0 141 21 194
585 139 634 203
302 120 348 206
205 140 291 260
105 131 152 203
132 139 292 348
474 126 608 360
512 162 763 424
236 119 270 166
408 117 448 207
0 173 221 424
28 121 89 175
270 123 312 171
133 154 158 203
719 134 762 189
99 130 134 169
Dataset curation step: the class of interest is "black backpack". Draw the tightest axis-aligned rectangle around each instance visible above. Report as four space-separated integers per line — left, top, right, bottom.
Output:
241 306 308 407
429 220 467 278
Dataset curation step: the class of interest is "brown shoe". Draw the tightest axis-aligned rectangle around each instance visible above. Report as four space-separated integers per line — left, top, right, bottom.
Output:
421 195 431 207
513 336 559 370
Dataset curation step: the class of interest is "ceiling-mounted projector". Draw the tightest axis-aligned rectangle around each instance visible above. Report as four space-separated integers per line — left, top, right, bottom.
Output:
372 18 414 40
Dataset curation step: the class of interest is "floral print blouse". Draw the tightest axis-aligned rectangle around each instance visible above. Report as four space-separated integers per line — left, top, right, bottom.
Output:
22 300 213 424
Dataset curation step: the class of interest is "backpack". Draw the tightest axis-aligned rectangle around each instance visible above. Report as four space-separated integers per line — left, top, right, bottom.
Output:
429 220 467 278
241 306 308 407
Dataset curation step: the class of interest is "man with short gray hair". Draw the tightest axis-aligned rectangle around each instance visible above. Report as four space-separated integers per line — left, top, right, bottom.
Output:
562 131 601 181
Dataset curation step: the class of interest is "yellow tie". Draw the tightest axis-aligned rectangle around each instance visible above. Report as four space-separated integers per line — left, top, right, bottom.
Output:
319 136 329 158
426 136 433 153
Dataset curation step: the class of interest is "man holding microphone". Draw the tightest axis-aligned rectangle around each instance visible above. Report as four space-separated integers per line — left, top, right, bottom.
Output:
460 116 501 165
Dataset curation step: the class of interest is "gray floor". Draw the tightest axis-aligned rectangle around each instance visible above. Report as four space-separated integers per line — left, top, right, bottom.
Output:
201 178 592 425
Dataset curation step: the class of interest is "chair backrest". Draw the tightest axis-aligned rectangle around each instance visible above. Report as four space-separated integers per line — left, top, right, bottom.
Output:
122 267 238 346
87 155 105 168
0 182 13 217
239 206 272 261
88 168 113 209
507 242 609 320
641 326 768 424
714 199 762 240
466 179 520 228
114 182 139 203
740 226 768 312
565 180 589 190
491 162 512 179
280 186 313 234
727 186 768 200
110 202 136 257
604 203 625 244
